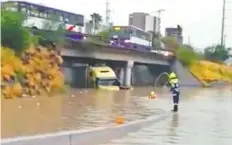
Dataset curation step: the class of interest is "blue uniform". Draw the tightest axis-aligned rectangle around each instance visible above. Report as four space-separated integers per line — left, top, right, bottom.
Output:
170 82 180 105
168 72 180 108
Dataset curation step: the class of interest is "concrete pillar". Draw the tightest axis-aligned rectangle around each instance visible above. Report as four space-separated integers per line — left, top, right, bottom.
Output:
119 68 124 84
123 60 134 87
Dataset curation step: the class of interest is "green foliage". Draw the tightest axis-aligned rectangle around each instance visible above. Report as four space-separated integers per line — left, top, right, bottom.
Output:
151 32 162 49
182 44 194 50
35 14 66 48
152 39 162 49
89 13 102 34
1 10 32 54
176 46 200 66
15 69 26 84
161 36 180 52
97 29 110 40
85 28 109 45
204 45 230 62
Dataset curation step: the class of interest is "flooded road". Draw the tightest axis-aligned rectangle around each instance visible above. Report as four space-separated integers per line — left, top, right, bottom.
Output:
1 87 232 145
103 87 232 145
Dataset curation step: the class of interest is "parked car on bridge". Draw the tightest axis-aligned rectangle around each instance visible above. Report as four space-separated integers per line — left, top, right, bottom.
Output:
109 25 152 52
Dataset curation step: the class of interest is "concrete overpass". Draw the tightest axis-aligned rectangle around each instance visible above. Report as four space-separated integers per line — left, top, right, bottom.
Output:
60 40 173 87
61 40 172 65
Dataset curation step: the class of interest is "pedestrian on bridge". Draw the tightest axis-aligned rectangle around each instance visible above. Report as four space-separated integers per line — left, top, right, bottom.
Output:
168 71 180 112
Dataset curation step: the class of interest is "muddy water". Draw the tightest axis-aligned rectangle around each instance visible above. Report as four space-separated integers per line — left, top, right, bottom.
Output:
103 87 232 145
1 87 231 144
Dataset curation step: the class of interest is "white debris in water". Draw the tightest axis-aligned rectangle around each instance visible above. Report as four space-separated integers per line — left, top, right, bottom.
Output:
71 94 75 97
36 102 40 106
68 102 72 104
32 96 36 98
21 94 27 98
18 105 22 109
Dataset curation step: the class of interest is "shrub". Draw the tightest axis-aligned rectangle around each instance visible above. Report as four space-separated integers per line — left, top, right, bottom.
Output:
189 60 232 85
1 10 33 54
1 46 65 99
176 46 200 66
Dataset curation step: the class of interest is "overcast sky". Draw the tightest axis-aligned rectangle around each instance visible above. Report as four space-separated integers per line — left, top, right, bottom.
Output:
7 0 232 49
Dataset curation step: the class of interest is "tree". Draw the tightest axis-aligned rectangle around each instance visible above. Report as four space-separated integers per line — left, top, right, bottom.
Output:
1 10 32 54
176 45 200 66
204 45 230 62
97 29 110 40
182 44 194 50
31 14 66 49
89 13 102 34
151 32 162 49
161 36 180 52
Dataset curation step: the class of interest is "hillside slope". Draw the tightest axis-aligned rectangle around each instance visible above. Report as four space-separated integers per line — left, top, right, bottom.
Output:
189 61 232 86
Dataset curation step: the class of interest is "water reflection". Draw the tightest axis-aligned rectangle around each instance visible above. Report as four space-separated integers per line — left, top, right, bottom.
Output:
166 113 180 144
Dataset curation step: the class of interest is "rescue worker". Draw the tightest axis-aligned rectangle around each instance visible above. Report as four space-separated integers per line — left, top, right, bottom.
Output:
168 71 180 112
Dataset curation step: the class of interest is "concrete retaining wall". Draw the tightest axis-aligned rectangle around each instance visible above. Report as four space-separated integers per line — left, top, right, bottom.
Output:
171 60 202 87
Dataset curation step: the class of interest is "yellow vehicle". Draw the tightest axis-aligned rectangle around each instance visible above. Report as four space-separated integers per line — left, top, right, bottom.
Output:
88 66 120 91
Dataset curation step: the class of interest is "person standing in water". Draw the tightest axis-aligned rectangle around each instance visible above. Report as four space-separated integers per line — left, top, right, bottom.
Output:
168 71 180 112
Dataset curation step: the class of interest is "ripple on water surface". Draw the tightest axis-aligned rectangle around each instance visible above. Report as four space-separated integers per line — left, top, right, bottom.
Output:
2 87 170 138
2 87 232 145
102 87 232 145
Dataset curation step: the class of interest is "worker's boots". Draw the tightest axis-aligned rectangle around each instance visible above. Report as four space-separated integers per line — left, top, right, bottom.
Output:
172 105 178 112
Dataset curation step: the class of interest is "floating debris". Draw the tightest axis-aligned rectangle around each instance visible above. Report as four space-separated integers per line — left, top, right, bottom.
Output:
115 116 125 124
36 102 40 106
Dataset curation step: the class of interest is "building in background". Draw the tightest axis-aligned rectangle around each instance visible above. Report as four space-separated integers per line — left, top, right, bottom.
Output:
129 12 159 34
165 26 183 44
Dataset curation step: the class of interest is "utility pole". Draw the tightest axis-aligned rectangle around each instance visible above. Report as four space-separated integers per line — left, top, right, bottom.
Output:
224 34 227 46
188 36 191 45
105 0 111 26
156 9 165 35
220 0 226 46
92 16 96 34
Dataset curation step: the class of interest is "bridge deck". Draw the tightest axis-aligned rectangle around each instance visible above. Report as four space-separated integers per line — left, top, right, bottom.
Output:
61 40 172 66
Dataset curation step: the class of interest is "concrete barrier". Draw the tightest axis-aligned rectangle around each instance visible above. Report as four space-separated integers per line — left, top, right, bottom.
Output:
171 60 202 87
1 113 170 145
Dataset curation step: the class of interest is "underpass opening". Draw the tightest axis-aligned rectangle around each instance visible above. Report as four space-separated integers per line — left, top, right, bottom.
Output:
62 56 171 88
132 63 170 86
61 57 125 88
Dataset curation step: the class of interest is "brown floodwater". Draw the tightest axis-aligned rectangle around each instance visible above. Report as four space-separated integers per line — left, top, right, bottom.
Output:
1 86 232 145
103 87 232 145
